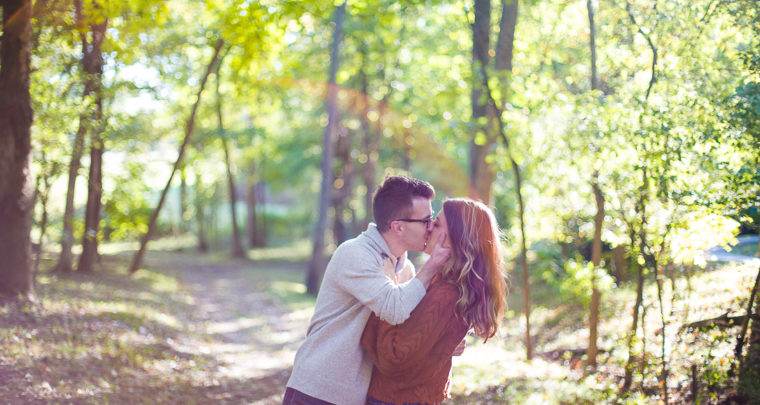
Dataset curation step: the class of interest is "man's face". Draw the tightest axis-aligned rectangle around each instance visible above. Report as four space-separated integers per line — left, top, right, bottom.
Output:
397 197 434 252
424 210 449 255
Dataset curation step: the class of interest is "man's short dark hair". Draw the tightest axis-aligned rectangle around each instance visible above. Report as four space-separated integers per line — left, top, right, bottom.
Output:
372 175 435 232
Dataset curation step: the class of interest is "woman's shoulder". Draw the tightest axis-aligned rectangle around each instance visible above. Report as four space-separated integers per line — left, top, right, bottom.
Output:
428 278 460 301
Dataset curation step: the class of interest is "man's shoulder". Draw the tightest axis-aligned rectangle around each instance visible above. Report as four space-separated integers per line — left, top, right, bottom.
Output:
333 235 380 258
330 235 382 265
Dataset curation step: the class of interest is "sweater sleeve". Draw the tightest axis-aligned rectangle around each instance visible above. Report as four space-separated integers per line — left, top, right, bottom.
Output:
361 283 460 376
332 243 426 325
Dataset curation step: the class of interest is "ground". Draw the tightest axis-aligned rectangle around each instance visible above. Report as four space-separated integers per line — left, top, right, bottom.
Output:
0 246 314 404
1 236 758 404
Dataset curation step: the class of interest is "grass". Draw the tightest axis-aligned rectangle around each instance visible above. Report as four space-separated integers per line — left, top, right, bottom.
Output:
3 237 758 404
447 261 760 404
0 255 213 403
1 239 315 404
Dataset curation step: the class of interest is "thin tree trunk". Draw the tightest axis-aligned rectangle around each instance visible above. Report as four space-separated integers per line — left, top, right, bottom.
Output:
54 0 92 274
56 123 86 273
180 165 188 233
246 163 260 247
333 126 355 245
306 2 346 295
585 0 602 372
195 167 209 253
654 260 669 405
359 42 376 230
33 157 52 287
514 161 532 360
216 58 245 259
0 0 34 298
587 175 604 371
738 266 760 400
587 0 600 91
129 39 224 274
260 180 268 246
77 10 107 274
622 256 645 392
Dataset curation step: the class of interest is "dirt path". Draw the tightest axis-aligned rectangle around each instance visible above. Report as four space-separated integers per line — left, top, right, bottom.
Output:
153 257 311 404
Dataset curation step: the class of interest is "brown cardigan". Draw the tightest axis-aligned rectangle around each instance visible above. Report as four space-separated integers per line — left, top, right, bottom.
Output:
360 277 469 404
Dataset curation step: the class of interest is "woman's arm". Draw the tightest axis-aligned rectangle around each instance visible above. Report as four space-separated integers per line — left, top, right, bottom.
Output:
361 283 461 375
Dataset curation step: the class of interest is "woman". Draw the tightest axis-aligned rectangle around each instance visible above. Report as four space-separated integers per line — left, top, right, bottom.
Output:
361 198 507 405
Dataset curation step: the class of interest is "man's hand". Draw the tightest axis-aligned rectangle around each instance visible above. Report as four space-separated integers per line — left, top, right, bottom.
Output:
426 232 451 270
414 232 451 288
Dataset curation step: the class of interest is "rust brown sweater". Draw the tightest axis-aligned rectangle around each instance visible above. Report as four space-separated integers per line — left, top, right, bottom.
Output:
360 278 469 404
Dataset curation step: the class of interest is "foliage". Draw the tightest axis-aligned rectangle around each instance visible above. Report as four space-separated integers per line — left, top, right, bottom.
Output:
10 0 760 401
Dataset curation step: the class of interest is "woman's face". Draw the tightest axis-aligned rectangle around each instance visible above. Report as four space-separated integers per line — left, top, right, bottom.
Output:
424 209 450 255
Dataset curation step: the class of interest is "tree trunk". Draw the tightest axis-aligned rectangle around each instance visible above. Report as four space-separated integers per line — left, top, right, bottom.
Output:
513 161 532 360
53 0 94 274
55 106 87 273
587 0 600 92
469 0 494 204
260 180 268 246
0 0 34 298
129 39 224 274
622 253 645 393
495 0 518 106
333 126 355 245
471 1 530 359
180 165 188 233
738 266 760 401
33 165 51 282
306 2 346 295
195 168 209 253
77 9 107 274
471 7 530 358
359 43 377 230
78 132 104 273
246 163 262 248
216 58 245 259
587 175 604 371
585 0 602 372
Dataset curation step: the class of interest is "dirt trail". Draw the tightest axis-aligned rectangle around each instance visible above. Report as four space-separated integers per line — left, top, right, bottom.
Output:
153 257 311 404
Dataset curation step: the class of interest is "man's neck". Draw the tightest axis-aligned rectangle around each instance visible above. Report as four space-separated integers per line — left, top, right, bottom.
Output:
379 231 406 259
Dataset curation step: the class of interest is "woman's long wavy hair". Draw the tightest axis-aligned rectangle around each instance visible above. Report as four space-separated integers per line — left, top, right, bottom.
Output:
440 198 507 341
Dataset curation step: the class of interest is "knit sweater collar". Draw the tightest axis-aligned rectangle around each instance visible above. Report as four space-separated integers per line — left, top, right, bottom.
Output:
362 223 408 268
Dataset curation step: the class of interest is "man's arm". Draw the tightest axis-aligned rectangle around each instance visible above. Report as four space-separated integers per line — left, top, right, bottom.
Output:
332 244 426 325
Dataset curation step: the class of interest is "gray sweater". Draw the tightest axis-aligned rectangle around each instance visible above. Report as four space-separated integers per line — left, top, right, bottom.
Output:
286 224 427 405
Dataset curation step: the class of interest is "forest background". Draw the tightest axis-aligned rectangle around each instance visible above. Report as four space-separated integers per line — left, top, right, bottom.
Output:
1 0 760 403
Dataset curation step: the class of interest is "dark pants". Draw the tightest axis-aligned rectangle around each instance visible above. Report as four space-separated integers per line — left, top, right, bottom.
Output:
367 397 433 405
282 387 335 405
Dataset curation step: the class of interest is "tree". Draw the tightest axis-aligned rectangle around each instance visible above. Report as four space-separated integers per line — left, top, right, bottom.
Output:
306 1 347 295
469 0 494 204
76 0 107 273
216 54 246 259
585 0 603 372
53 0 91 274
129 39 225 274
0 0 34 298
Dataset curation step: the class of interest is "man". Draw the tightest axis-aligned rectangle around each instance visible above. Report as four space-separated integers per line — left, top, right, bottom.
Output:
284 175 451 405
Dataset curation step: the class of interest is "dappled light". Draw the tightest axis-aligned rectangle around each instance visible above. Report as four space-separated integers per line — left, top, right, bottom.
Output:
1 0 759 404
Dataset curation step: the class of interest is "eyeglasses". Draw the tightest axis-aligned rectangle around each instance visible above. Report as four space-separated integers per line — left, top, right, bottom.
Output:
394 215 434 228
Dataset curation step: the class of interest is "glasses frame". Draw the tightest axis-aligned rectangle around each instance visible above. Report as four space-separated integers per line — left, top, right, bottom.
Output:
393 215 434 228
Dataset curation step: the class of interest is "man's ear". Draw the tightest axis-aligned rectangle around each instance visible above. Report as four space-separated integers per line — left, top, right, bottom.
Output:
390 220 404 235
